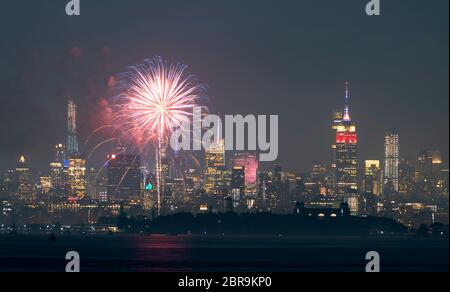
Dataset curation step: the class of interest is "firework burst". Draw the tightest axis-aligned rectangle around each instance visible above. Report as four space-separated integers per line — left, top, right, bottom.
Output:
105 56 206 215
112 56 205 144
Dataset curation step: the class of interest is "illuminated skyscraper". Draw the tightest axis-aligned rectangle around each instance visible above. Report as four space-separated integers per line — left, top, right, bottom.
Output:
232 153 259 196
15 156 35 203
1 170 15 195
311 162 327 184
384 131 400 192
416 150 445 194
49 144 66 190
143 173 157 211
39 176 52 194
398 157 416 195
67 154 87 201
333 82 358 196
364 160 382 196
158 137 173 212
67 99 79 156
204 139 229 195
107 154 142 202
65 100 86 201
230 166 245 207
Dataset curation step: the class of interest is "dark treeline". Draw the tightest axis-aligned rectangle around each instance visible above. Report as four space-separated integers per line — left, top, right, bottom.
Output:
123 212 408 236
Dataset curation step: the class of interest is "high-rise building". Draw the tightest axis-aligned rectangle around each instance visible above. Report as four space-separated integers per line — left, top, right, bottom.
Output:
107 154 142 202
96 171 109 203
67 154 87 201
49 144 66 190
86 167 100 200
272 165 290 212
416 150 445 195
333 82 358 196
312 161 329 196
231 167 245 193
230 166 245 207
398 157 416 195
39 176 52 194
66 100 85 201
257 171 272 210
417 150 443 181
384 131 400 192
232 153 258 196
67 99 79 156
1 170 15 195
364 160 382 196
160 137 171 189
185 168 202 200
143 173 157 211
172 178 186 204
311 162 327 186
204 139 229 195
15 156 35 203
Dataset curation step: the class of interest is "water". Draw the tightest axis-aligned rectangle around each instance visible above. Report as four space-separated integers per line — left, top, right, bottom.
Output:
0 234 448 272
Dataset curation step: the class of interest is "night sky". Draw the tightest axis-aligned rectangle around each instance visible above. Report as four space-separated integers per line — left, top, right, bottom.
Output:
0 0 448 175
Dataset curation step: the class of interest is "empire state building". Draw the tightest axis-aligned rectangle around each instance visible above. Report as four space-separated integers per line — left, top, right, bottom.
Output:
333 82 358 196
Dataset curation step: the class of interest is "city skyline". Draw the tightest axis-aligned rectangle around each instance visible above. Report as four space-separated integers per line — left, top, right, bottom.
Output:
0 0 448 175
0 82 448 178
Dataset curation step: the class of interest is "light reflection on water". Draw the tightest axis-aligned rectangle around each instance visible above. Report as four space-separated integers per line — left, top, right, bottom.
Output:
0 234 448 272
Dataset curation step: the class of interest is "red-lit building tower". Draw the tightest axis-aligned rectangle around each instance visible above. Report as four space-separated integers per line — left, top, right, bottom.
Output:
233 153 259 196
333 82 358 197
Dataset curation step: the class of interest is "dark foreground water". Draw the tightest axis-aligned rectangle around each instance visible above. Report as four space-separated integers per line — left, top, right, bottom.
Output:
0 234 448 272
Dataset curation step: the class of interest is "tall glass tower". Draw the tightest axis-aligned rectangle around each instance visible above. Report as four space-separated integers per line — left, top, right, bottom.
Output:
67 99 79 156
204 139 228 195
384 131 400 192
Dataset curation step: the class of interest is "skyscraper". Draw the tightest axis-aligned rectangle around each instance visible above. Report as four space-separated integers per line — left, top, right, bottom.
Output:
416 150 445 195
230 166 245 207
364 160 382 196
398 157 416 195
67 99 79 156
107 154 142 202
232 153 259 196
204 139 229 195
66 100 86 201
384 131 400 192
143 173 157 211
67 154 87 200
49 144 66 190
333 82 358 196
15 156 35 203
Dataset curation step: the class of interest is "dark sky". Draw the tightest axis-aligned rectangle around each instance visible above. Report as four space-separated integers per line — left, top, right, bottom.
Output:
0 0 448 175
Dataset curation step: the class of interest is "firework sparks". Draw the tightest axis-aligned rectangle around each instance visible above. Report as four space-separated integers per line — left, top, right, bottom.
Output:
108 56 206 215
112 56 205 144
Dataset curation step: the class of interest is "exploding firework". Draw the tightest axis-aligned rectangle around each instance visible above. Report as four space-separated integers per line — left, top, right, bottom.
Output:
112 56 205 145
107 56 206 215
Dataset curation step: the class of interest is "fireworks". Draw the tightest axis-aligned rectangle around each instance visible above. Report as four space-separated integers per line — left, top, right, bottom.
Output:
109 56 206 215
112 56 203 143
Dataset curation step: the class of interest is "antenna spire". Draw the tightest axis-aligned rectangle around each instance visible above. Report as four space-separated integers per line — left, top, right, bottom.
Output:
345 81 349 104
343 81 351 122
